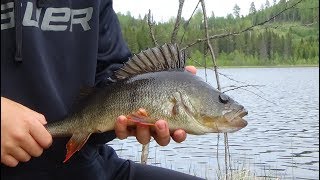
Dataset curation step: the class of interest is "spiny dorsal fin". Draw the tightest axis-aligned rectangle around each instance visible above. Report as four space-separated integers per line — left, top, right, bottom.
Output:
115 43 185 80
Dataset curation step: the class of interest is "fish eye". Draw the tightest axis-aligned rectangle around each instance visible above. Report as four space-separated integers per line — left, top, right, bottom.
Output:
219 93 229 104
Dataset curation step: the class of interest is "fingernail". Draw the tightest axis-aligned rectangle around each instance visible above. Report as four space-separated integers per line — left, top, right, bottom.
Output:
118 117 126 124
158 122 166 130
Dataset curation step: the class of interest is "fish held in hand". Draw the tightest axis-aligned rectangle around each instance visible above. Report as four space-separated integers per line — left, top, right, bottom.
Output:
45 44 248 162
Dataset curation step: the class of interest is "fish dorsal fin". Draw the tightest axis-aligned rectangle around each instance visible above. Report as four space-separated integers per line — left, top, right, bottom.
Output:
115 43 185 80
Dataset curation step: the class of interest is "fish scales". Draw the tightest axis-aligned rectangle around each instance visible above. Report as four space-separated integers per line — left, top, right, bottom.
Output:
44 43 248 162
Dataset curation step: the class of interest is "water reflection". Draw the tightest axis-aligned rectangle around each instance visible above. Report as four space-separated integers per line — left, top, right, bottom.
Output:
108 67 319 180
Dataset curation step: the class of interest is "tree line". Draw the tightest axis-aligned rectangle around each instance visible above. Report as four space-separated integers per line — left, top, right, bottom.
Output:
117 0 319 66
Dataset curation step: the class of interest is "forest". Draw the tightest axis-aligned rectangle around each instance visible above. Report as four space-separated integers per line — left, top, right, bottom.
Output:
116 0 319 67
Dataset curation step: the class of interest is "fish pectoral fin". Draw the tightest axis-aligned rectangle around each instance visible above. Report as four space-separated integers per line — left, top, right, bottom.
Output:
63 132 92 163
126 108 155 126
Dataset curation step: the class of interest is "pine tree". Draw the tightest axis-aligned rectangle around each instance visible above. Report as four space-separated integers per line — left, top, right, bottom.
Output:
249 2 257 14
233 4 241 18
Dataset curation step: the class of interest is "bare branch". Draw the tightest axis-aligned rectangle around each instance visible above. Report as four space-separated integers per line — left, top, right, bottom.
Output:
182 0 305 51
179 0 201 45
200 0 221 90
189 58 203 67
237 88 277 105
147 9 158 46
141 143 149 164
171 0 185 43
218 72 247 84
142 9 159 164
200 0 231 178
222 84 265 93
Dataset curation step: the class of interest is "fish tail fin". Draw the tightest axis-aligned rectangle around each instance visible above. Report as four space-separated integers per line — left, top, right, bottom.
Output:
63 132 92 163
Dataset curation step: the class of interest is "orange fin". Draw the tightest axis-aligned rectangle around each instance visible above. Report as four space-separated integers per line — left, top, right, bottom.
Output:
63 133 92 163
126 108 155 126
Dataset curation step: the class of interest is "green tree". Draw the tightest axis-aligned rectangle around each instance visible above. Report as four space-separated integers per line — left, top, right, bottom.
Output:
265 0 270 8
233 4 241 18
249 2 257 14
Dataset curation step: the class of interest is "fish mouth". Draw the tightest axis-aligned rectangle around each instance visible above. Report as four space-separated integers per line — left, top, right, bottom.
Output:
237 109 248 118
224 108 248 120
221 108 248 132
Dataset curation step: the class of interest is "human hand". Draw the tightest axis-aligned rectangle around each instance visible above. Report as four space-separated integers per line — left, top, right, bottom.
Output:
1 97 52 167
114 66 197 146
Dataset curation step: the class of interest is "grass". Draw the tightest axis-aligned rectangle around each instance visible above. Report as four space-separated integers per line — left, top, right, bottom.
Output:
109 138 286 180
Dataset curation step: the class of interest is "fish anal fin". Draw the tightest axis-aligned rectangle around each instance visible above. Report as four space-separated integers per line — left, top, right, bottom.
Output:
126 108 155 127
63 132 92 163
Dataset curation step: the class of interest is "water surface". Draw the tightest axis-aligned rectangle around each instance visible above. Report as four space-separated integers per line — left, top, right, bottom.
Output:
108 67 319 179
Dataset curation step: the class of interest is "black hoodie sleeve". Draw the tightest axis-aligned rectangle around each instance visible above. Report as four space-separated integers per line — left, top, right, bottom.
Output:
94 0 131 88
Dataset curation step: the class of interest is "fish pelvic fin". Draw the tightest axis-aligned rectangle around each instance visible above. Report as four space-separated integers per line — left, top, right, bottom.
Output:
63 132 92 163
126 108 156 127
114 43 186 80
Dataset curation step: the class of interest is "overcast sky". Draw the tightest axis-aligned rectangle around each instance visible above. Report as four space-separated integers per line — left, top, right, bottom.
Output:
113 0 274 22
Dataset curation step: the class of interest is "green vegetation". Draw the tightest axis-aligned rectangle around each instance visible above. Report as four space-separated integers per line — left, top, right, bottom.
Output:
117 0 319 67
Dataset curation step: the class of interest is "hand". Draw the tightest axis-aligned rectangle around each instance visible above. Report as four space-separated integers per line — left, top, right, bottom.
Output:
1 97 52 167
114 66 197 146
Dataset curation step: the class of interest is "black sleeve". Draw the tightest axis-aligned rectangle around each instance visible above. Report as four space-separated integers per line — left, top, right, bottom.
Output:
94 0 131 88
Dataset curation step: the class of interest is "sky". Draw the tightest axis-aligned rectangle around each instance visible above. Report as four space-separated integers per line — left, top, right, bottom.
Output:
113 0 273 22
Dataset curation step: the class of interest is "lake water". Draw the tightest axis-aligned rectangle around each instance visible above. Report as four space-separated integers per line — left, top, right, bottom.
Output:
108 67 319 180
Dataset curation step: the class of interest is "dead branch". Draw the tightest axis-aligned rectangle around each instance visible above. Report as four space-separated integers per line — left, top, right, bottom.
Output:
222 84 265 92
182 0 304 51
235 88 277 105
200 0 221 90
147 9 159 46
141 143 150 164
179 0 201 45
222 84 266 97
171 0 185 43
200 0 231 178
189 58 203 67
141 9 160 165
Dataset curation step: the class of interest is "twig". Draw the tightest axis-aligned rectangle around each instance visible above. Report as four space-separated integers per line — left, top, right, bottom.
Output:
179 0 201 45
218 72 246 84
189 58 203 67
237 88 277 105
200 0 228 179
182 0 304 51
147 9 159 46
141 143 149 164
200 0 221 90
171 0 185 43
222 84 265 93
141 9 160 165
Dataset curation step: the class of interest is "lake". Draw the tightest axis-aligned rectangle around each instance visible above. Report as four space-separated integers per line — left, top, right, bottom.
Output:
108 67 319 180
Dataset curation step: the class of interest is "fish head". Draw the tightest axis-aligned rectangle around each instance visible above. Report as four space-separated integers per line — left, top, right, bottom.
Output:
189 85 248 133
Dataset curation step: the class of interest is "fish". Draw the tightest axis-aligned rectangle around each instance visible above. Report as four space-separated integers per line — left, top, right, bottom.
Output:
45 43 248 163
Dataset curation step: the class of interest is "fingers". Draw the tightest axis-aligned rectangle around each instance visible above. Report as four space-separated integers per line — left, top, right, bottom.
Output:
115 116 186 146
136 125 151 145
185 66 197 75
9 147 31 163
171 129 187 143
29 119 52 149
115 116 129 140
35 113 47 125
20 134 43 157
1 97 52 167
1 155 18 167
153 120 170 146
